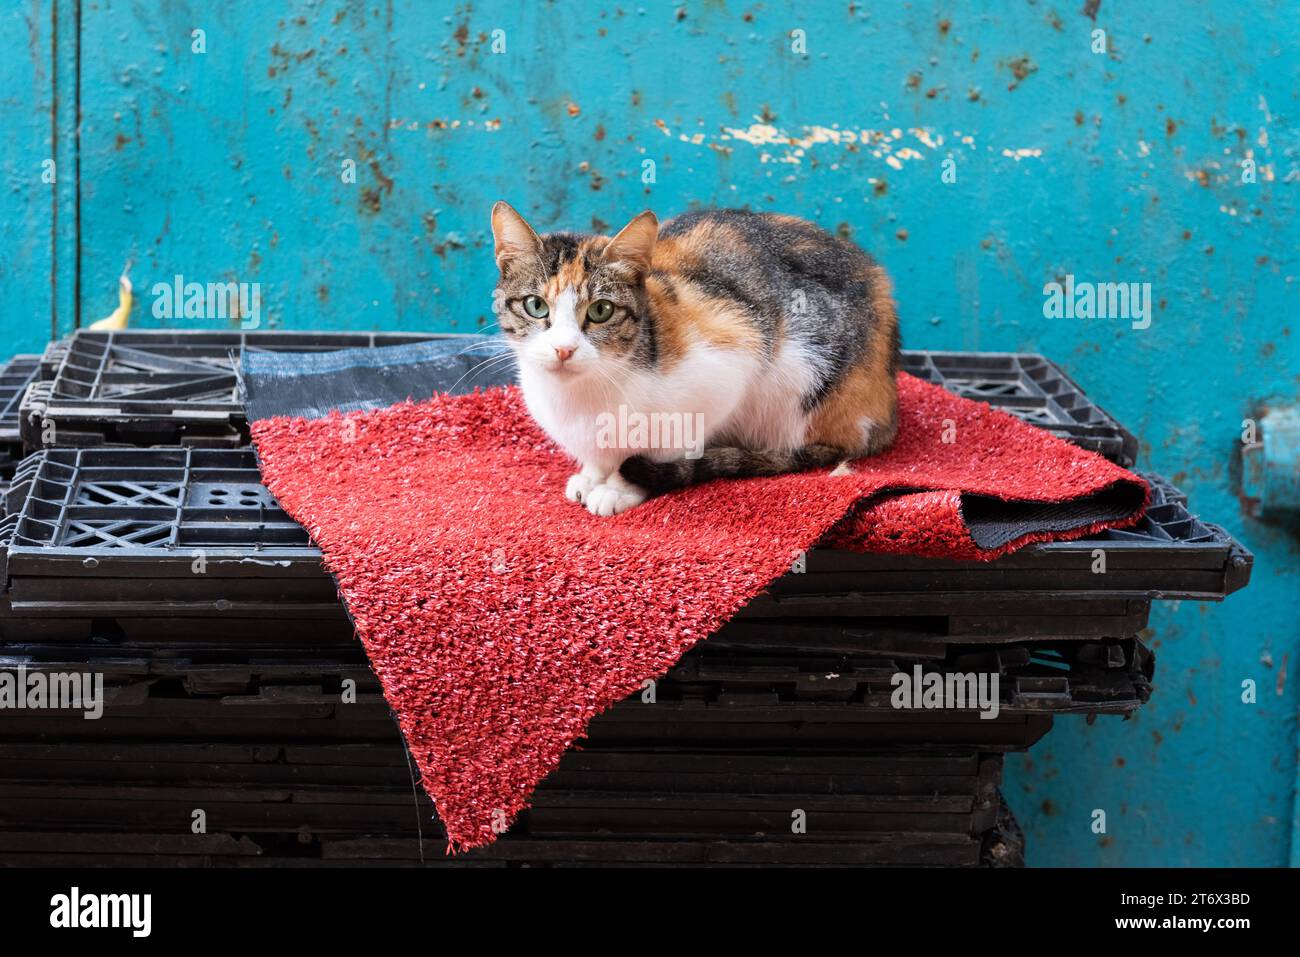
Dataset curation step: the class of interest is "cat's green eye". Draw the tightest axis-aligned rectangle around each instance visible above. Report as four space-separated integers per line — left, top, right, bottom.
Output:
586 299 615 323
522 295 549 319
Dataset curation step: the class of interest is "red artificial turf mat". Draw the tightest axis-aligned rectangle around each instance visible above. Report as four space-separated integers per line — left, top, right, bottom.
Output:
250 372 1146 851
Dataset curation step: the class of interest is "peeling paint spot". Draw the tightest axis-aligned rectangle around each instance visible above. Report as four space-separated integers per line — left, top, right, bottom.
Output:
577 160 606 191
368 161 394 195
1006 56 1038 91
433 233 467 258
911 128 940 149
385 118 501 133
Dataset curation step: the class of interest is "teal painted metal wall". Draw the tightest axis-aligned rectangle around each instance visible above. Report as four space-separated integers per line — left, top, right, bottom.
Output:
2 0 1296 865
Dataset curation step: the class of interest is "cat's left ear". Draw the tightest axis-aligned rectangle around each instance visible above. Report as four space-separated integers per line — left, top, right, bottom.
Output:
602 211 658 278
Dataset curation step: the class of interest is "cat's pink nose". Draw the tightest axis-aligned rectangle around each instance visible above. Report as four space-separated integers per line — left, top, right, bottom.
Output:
554 345 576 363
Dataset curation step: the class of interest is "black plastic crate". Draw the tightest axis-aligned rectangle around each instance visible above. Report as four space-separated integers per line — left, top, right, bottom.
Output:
0 598 1148 643
712 602 1151 646
900 350 1138 465
0 355 41 477
0 830 992 868
0 629 1153 716
661 636 1154 715
0 448 333 621
0 742 994 794
769 473 1251 603
0 742 1005 866
0 447 1251 627
23 334 1138 463
0 686 1054 751
0 780 1000 839
0 786 993 838
0 658 1032 867
22 330 474 449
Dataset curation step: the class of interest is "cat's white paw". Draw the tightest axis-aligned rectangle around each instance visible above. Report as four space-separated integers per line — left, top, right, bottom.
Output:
584 479 646 517
565 472 600 504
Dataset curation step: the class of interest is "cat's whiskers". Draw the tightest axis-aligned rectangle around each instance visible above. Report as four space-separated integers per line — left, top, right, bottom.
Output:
443 351 518 395
448 334 508 359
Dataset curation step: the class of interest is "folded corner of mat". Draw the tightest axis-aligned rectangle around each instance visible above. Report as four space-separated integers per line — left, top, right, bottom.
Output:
243 342 1149 851
825 475 1150 561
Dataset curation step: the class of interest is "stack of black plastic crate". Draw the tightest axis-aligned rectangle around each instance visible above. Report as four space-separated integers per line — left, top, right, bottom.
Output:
0 355 40 489
0 333 1251 867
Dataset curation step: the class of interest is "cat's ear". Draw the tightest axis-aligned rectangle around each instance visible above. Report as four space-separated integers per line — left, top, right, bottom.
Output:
491 201 542 273
602 210 658 278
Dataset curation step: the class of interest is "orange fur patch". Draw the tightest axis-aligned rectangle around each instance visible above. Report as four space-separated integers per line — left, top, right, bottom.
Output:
806 263 900 453
643 221 766 367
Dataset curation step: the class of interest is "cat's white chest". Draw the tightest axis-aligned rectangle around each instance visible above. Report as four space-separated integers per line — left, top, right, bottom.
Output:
519 345 762 470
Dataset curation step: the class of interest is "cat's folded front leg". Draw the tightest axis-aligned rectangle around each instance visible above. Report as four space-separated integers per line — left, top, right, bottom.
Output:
584 469 647 517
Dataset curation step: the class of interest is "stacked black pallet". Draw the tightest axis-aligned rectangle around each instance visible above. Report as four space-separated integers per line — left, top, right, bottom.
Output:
0 355 41 488
18 330 1141 457
20 330 442 449
0 332 1252 867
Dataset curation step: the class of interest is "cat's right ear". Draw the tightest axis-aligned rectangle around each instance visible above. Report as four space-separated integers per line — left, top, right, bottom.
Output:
602 210 658 279
491 201 542 274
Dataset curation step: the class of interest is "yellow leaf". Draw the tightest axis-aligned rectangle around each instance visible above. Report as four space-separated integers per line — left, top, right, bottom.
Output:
89 274 132 331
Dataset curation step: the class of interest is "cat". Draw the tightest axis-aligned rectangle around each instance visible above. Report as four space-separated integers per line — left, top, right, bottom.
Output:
490 203 901 516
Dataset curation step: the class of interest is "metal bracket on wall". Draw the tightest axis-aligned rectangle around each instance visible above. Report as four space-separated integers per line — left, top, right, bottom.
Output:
1241 403 1300 526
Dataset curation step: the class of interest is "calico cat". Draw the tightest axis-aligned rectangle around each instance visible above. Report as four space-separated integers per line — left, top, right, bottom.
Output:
490 203 901 516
